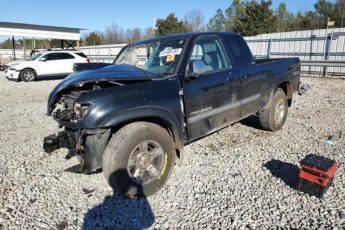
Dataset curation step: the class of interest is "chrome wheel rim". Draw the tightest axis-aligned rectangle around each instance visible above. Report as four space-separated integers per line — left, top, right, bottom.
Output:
275 100 285 124
127 140 165 185
23 71 35 81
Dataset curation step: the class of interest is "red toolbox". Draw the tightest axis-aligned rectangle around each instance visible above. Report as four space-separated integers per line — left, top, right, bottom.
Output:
297 154 337 198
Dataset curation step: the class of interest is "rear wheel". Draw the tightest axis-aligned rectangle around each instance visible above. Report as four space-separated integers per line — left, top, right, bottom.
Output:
102 122 175 198
259 88 288 131
21 69 37 82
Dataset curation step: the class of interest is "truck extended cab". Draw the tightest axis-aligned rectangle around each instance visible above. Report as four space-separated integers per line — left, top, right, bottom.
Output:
43 32 301 197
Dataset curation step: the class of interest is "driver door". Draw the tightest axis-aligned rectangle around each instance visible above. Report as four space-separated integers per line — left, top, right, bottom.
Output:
182 35 241 141
37 53 58 75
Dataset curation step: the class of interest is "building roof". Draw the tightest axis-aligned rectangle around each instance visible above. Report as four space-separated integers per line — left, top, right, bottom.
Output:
0 22 83 33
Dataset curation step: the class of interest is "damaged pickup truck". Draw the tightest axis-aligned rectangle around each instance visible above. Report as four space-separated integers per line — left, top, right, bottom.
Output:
44 32 301 197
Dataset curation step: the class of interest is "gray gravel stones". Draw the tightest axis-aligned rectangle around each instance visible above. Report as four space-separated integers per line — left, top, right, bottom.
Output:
0 74 344 229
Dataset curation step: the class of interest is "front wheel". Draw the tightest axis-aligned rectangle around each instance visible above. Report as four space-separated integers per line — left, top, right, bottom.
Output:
259 88 288 131
21 69 37 82
102 122 176 198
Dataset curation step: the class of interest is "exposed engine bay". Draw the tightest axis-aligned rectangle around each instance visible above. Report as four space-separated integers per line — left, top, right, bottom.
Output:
45 77 156 173
51 81 126 126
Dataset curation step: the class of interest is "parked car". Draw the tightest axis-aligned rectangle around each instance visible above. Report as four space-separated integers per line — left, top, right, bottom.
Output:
5 51 90 81
3 60 24 73
43 32 301 197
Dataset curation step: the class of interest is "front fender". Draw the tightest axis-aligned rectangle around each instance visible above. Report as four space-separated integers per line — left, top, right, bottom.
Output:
100 106 185 147
65 78 186 145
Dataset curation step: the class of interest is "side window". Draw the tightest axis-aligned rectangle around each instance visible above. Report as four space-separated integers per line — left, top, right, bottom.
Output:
45 53 59 61
58 53 75 60
189 36 230 73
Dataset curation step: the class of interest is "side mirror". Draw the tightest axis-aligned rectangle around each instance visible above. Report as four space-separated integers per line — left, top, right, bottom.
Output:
189 60 207 77
39 57 46 62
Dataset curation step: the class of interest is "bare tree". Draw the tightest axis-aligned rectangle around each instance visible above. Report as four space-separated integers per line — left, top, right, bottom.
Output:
103 23 126 44
184 9 206 32
130 28 143 42
142 27 155 39
126 28 133 43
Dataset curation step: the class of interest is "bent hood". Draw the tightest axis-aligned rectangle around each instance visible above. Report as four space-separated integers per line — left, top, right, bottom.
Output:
47 64 157 114
6 60 24 67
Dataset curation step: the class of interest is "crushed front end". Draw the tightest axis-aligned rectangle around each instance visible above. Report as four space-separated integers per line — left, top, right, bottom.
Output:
43 83 111 173
43 64 156 173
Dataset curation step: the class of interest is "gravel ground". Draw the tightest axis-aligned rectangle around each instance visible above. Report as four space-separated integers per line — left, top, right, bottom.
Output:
0 73 344 230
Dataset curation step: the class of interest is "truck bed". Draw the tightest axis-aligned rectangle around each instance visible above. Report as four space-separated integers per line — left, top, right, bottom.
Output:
255 58 299 65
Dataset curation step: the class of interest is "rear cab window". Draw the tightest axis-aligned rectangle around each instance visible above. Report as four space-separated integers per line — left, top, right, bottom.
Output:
224 34 254 68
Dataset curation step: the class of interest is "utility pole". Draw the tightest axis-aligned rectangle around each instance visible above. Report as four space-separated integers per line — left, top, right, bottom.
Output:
12 36 16 60
23 37 26 60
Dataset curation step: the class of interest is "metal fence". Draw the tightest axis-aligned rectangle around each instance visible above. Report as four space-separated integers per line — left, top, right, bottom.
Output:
1 28 345 77
80 44 126 63
245 27 345 77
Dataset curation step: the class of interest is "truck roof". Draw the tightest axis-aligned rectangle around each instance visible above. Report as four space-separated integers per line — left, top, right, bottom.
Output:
132 32 240 46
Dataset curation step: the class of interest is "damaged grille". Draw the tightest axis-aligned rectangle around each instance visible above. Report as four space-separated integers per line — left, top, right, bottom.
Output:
52 91 88 125
50 81 126 126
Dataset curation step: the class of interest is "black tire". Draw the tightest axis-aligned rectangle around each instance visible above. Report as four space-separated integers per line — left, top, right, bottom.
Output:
102 122 175 198
20 69 37 82
259 88 288 131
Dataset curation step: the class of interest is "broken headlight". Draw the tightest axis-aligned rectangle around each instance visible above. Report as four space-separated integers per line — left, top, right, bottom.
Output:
73 103 91 120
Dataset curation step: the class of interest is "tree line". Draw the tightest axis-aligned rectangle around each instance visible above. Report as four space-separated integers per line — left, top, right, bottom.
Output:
84 0 345 41
207 0 345 36
1 0 344 49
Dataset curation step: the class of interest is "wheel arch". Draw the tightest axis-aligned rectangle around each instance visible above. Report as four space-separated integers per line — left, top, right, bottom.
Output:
263 80 292 112
277 81 293 107
20 67 37 80
101 107 185 158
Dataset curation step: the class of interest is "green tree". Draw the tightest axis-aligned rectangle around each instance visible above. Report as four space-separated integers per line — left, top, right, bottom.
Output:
207 9 226 32
315 0 335 27
224 0 246 32
296 11 323 30
84 32 101 46
236 0 277 36
334 0 345 27
276 2 294 32
155 13 189 36
315 0 334 17
208 0 277 36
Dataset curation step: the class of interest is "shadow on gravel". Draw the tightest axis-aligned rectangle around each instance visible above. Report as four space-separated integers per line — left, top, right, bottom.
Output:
82 169 154 230
64 164 81 173
240 115 262 130
264 159 299 189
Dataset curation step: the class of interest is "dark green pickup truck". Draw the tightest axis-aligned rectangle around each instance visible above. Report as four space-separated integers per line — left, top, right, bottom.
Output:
44 32 301 197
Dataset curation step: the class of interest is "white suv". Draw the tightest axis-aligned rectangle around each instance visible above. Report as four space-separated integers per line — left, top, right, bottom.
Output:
5 50 90 82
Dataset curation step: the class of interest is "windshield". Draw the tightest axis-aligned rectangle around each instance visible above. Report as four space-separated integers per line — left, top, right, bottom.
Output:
114 38 186 76
29 53 42 61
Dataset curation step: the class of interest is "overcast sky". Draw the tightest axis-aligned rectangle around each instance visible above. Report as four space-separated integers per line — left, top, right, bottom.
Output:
0 0 336 40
